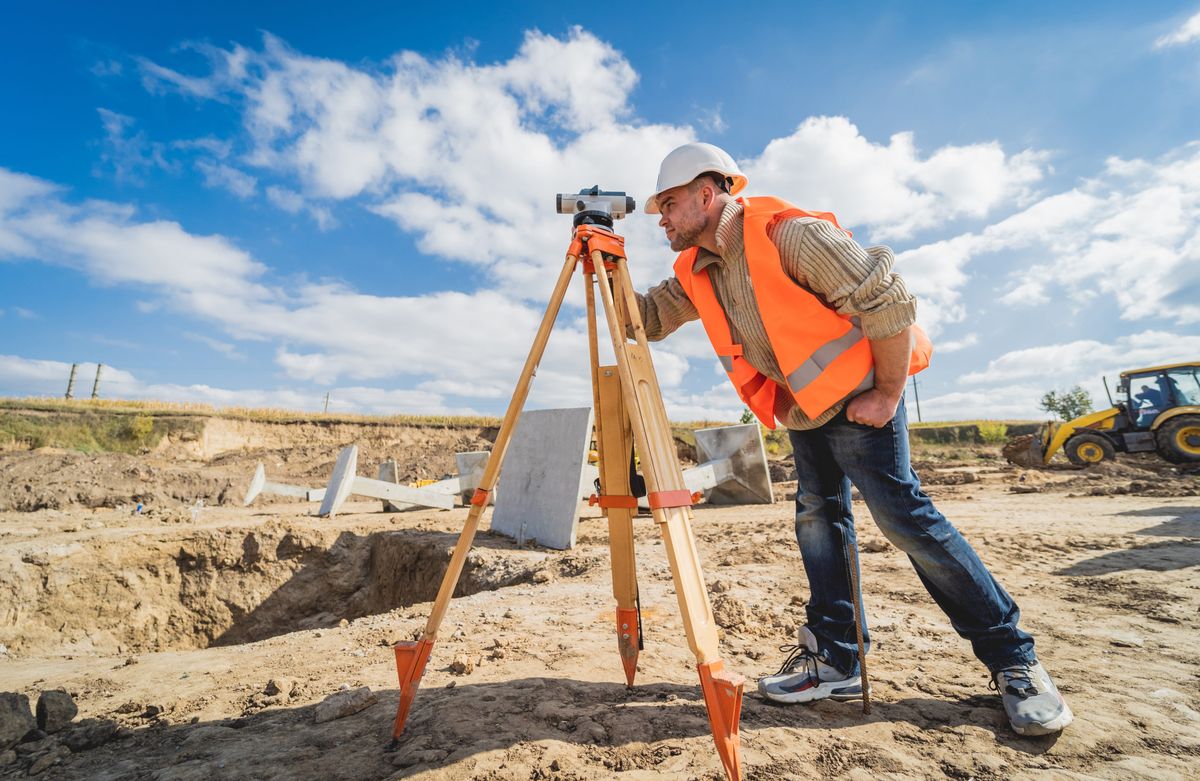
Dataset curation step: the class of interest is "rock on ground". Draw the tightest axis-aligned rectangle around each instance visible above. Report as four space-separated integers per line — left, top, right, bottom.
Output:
60 718 119 752
36 690 78 734
313 687 378 724
0 693 35 751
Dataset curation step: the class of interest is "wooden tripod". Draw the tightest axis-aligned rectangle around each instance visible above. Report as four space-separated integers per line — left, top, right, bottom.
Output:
389 219 745 781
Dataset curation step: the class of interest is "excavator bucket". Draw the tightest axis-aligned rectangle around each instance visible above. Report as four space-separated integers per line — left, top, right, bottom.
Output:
390 638 434 741
615 607 640 687
698 660 745 781
1002 426 1048 468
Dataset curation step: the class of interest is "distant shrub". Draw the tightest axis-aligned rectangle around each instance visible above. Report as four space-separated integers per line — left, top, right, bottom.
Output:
977 421 1008 444
127 414 154 444
1039 386 1093 421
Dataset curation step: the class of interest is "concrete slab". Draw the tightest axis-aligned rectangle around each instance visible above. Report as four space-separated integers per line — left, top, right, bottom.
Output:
244 463 315 505
244 464 266 505
683 457 735 493
318 445 359 518
489 407 594 550
693 423 773 504
347 475 455 510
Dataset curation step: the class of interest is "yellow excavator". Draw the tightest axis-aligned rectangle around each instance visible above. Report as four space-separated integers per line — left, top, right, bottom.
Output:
1005 361 1200 467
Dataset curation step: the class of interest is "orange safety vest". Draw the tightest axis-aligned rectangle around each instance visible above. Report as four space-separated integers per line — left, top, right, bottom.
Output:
673 196 933 428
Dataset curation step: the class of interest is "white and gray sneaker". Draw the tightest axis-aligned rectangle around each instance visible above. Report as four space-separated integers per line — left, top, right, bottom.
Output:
757 627 863 704
991 662 1074 736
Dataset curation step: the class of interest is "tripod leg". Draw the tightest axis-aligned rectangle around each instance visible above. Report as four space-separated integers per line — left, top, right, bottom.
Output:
846 535 871 714
390 251 579 743
586 270 641 686
593 254 744 781
596 365 640 685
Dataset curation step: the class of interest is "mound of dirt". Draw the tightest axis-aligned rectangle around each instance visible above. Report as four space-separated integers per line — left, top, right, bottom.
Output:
0 450 239 512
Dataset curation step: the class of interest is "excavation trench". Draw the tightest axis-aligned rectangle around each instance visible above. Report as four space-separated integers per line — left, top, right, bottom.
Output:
2 524 552 656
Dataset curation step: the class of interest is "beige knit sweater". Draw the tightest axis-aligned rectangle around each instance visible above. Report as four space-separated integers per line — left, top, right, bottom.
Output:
636 199 917 430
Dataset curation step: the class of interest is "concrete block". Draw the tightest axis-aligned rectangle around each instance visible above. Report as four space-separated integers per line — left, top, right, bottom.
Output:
455 451 493 504
691 423 773 504
489 407 594 549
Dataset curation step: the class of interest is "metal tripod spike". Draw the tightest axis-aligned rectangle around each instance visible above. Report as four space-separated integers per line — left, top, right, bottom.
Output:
389 207 745 781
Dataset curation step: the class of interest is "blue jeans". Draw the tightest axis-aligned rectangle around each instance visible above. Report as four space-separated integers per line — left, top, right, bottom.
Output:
788 401 1036 675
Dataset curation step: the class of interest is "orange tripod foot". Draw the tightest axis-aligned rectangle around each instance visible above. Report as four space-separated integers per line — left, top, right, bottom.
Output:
698 660 745 781
390 638 435 744
615 608 640 687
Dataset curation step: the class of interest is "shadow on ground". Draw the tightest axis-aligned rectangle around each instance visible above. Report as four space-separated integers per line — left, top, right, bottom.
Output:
28 676 1065 781
210 527 570 648
1054 540 1200 575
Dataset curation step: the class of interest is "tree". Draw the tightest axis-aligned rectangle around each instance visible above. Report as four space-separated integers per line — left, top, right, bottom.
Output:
1039 386 1093 421
739 408 755 424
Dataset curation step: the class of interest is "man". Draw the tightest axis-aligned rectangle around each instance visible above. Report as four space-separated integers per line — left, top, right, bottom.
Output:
634 142 1073 737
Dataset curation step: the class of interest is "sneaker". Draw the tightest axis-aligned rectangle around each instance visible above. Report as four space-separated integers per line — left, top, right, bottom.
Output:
757 627 863 704
990 662 1074 736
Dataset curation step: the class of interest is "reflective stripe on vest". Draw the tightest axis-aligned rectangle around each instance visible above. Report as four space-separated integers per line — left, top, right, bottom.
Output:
673 197 932 428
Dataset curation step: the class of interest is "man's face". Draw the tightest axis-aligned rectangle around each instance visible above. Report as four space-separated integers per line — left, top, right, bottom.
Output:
656 184 709 252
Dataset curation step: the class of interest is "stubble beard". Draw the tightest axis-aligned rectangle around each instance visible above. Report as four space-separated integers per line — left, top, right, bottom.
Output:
667 212 709 252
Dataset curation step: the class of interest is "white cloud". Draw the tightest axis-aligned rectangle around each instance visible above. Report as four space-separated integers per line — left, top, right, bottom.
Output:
899 143 1200 331
1155 10 1200 48
0 169 268 305
135 29 694 302
136 55 226 99
930 330 1200 420
90 59 123 78
961 330 1200 385
265 185 304 212
95 109 173 183
916 384 1047 421
741 116 1049 241
195 160 256 198
937 333 979 354
137 32 1053 333
183 332 246 361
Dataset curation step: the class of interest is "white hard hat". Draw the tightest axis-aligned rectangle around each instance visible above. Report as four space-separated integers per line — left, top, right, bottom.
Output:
645 142 747 214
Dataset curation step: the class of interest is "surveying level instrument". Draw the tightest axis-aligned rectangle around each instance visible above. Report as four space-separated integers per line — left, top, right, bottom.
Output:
389 187 746 780
555 185 636 224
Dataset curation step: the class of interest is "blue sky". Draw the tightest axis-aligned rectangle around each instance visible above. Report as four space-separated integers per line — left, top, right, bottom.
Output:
2 1 1199 420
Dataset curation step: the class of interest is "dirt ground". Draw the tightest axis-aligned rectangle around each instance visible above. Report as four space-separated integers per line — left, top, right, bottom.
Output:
1 437 1199 780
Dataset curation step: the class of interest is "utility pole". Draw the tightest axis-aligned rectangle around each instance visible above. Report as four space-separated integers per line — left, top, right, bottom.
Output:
911 376 923 423
90 364 104 400
323 392 330 414
65 363 79 400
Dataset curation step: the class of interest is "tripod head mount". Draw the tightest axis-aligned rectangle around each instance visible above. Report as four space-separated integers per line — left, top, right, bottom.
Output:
556 186 636 228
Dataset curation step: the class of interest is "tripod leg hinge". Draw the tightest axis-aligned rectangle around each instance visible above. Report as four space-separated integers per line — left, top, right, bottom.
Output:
588 493 638 509
647 489 693 509
469 488 491 507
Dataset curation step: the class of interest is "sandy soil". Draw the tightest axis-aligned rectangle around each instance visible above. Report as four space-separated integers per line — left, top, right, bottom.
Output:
1 446 1199 780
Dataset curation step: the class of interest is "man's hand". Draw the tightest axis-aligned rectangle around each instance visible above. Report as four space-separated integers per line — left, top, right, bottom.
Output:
845 388 901 428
